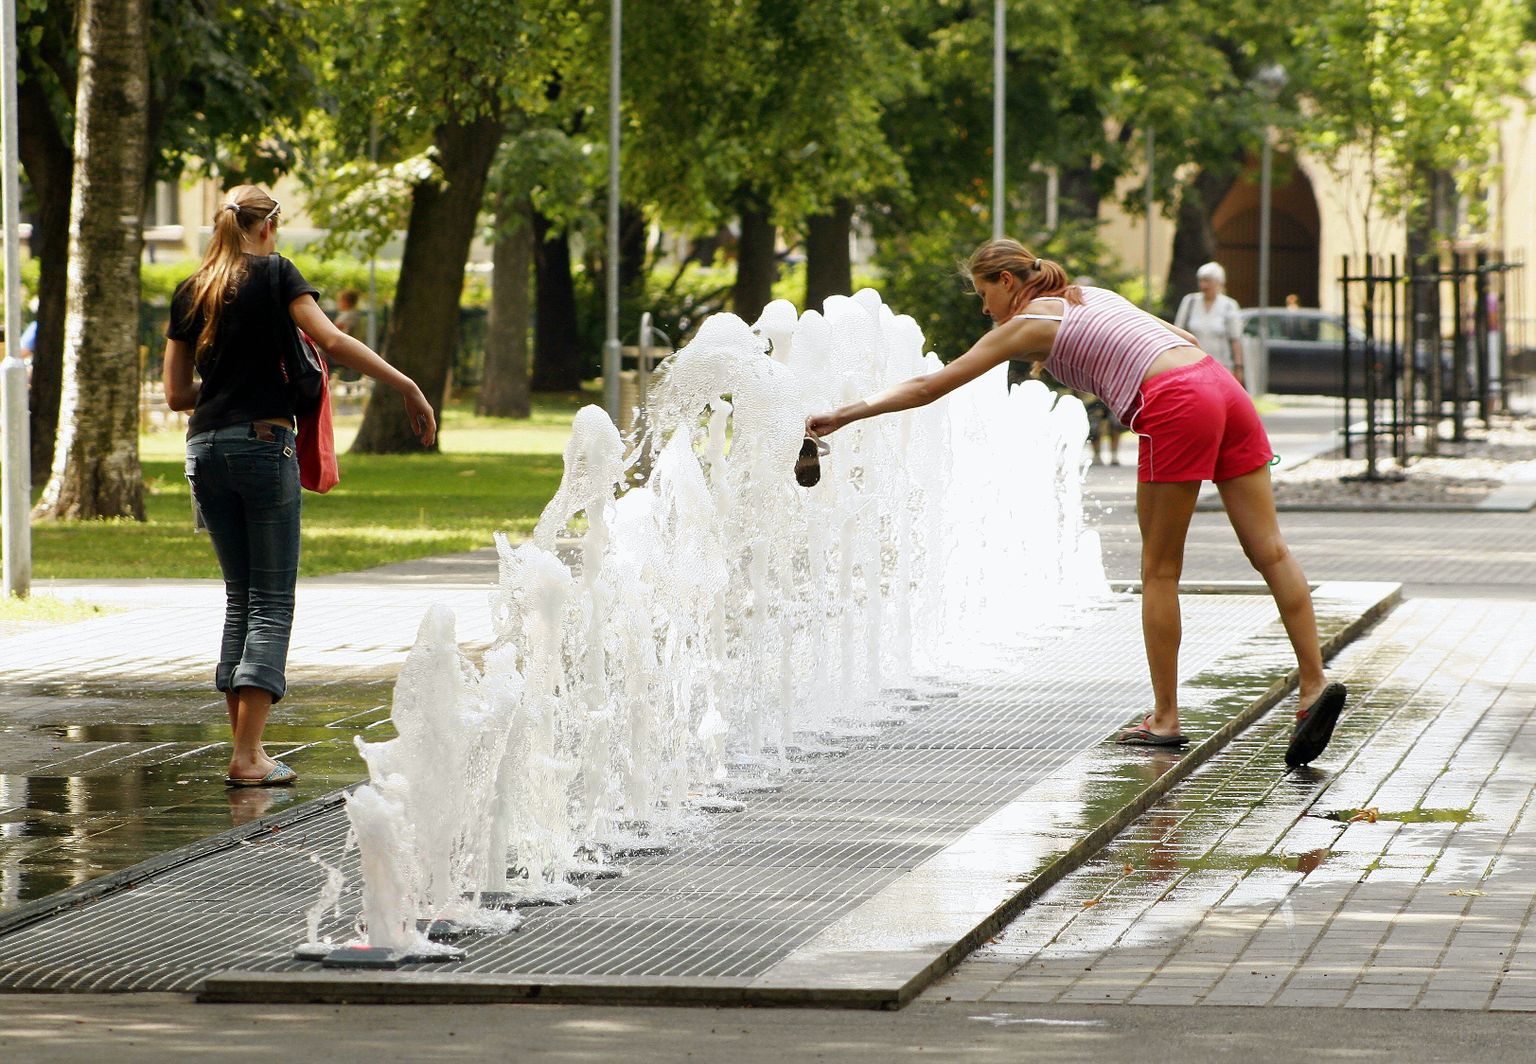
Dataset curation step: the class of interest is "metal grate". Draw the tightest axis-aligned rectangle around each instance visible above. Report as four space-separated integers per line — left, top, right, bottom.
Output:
0 596 1281 993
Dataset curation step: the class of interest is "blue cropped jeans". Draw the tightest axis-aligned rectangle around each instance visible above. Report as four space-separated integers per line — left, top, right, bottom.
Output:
185 422 301 702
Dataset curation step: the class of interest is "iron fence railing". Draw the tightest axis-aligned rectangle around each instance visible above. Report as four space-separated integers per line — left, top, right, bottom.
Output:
1339 250 1527 479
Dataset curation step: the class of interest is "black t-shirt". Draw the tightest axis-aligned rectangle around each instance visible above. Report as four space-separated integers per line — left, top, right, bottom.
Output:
167 254 320 436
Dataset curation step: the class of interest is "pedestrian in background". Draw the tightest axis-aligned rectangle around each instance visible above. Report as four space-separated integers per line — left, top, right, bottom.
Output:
1174 262 1245 386
162 184 436 787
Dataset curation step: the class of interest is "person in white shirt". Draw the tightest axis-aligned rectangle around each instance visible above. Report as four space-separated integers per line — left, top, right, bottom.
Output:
1174 262 1245 385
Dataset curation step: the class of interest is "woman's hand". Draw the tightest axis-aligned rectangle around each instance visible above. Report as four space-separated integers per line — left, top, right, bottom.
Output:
806 410 844 438
402 384 437 446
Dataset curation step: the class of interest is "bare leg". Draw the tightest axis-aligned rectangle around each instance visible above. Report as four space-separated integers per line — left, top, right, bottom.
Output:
1129 480 1202 737
226 690 239 734
1216 465 1327 706
1109 427 1125 465
228 686 278 780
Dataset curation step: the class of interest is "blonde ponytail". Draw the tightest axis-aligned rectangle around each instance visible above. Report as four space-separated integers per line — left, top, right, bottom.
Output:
965 238 1084 320
182 184 279 365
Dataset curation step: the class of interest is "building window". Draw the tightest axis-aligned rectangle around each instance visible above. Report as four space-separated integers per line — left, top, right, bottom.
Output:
146 180 180 228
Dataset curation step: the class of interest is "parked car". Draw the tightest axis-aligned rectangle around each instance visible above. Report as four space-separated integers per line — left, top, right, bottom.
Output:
1238 307 1471 398
1239 308 1368 396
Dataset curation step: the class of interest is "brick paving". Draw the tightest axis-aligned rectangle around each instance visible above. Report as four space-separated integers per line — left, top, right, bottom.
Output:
929 596 1536 1011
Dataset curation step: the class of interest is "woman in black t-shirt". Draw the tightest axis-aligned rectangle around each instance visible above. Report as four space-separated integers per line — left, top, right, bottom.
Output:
163 184 436 787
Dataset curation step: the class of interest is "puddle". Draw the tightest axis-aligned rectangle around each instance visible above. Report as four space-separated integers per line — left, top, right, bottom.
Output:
1147 847 1335 877
0 679 391 910
1320 807 1481 824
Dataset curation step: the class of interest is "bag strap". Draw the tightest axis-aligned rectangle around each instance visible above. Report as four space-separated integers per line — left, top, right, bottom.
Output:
266 253 285 317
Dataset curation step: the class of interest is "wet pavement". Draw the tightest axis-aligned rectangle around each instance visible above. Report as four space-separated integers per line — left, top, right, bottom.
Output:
0 581 498 910
0 678 391 909
930 596 1536 1011
3 590 1376 998
3 396 1536 1039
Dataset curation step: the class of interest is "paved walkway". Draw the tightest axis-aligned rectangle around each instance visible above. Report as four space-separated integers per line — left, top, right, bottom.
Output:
930 596 1536 1012
5 398 1536 1058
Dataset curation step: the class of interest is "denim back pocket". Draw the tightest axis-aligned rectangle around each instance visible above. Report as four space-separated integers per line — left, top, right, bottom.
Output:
223 443 298 507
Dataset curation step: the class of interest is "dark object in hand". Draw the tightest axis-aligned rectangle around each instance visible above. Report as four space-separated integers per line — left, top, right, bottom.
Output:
796 435 830 487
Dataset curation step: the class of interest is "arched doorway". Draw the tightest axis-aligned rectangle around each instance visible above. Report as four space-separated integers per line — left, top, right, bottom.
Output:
1212 155 1321 308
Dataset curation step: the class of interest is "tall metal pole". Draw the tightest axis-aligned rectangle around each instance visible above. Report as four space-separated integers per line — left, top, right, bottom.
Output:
366 108 379 351
1143 126 1155 308
0 0 30 598
602 0 622 422
1257 131 1273 392
991 0 1004 241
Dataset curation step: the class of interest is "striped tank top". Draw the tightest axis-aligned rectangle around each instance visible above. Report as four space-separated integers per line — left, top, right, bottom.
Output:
1016 287 1190 422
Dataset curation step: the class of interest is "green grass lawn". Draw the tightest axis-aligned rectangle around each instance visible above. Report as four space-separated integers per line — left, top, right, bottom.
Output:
32 392 593 580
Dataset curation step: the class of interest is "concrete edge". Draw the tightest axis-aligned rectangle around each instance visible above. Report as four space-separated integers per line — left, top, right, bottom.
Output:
196 971 903 1010
0 787 357 943
197 582 1402 1011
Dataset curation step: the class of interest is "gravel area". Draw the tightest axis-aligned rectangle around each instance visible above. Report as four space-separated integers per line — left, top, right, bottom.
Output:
1271 418 1536 508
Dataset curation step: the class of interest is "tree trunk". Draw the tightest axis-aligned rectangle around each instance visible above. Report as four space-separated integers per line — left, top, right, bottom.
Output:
1160 167 1237 319
804 198 853 312
34 0 149 521
733 193 777 321
531 210 584 392
1058 165 1101 226
18 76 74 485
620 201 648 301
351 113 503 454
478 202 533 418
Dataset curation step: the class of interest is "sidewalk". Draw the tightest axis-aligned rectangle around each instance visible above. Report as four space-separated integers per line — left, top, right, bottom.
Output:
930 596 1536 1012
6 596 1536 1062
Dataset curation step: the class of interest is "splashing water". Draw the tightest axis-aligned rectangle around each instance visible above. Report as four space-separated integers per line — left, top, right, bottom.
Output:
341 289 1110 948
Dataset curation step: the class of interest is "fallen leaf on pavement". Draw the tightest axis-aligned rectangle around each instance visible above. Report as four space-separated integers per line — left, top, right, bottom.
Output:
1348 807 1380 823
1448 889 1486 897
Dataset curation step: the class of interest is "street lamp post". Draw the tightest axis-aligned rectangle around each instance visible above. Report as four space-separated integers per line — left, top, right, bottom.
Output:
603 0 622 423
1253 64 1288 397
1143 126 1154 308
992 0 1004 241
0 0 30 598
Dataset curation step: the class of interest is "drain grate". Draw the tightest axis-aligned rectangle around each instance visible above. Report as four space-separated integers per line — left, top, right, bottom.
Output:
0 596 1281 993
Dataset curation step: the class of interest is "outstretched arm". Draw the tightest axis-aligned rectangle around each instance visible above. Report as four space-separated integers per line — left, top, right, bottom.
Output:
289 294 437 446
807 316 1055 436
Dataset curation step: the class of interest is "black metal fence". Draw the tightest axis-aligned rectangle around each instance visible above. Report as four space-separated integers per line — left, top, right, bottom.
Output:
1339 251 1528 479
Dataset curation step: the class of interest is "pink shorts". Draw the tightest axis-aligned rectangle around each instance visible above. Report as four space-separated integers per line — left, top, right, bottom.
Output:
1129 357 1273 484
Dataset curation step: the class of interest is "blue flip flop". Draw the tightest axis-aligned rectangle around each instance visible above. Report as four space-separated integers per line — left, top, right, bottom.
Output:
227 760 298 787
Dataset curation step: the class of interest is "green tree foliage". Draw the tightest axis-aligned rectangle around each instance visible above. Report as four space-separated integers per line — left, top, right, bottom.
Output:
623 0 915 316
15 0 317 482
1297 0 1531 248
299 0 596 450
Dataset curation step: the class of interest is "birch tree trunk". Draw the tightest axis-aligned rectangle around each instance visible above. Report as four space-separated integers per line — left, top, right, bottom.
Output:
34 0 149 521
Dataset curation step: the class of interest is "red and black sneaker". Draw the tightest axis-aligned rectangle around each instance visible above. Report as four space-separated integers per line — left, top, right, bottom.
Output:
1285 682 1347 768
